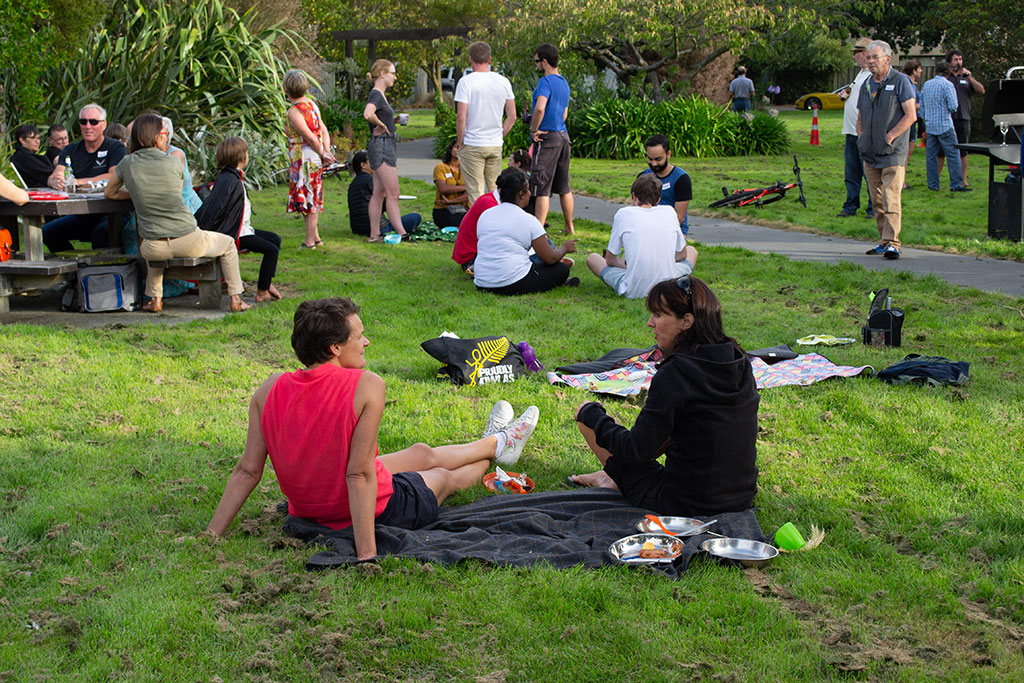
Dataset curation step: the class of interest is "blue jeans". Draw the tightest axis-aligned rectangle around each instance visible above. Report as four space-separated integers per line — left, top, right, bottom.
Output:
926 129 964 190
842 134 873 214
382 212 421 234
43 214 109 253
732 98 751 112
529 238 557 264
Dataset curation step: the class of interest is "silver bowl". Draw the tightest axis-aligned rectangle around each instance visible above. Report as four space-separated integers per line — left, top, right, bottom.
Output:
635 516 710 536
608 533 685 564
700 537 778 568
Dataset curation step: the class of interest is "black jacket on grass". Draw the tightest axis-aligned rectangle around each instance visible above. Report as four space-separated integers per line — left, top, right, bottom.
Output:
578 342 759 516
194 168 245 242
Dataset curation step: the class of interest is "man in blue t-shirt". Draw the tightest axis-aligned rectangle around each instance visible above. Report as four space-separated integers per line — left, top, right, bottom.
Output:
638 134 692 235
43 102 127 253
529 43 575 234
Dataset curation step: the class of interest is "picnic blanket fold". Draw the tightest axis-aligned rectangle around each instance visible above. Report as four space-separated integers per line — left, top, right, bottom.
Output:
284 488 768 579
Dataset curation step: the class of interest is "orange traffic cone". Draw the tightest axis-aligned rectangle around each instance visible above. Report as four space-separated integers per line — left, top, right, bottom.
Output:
809 107 820 145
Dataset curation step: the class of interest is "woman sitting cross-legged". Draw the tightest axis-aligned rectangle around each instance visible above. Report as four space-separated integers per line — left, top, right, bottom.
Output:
568 275 759 517
104 114 250 313
207 298 540 560
473 167 578 295
432 141 470 228
195 136 283 303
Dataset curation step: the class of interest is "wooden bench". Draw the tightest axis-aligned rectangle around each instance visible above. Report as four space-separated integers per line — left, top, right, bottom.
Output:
146 257 223 309
0 259 78 314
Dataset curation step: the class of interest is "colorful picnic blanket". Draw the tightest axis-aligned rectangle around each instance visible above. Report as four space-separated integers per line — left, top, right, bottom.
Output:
548 348 871 394
751 353 872 388
546 348 661 397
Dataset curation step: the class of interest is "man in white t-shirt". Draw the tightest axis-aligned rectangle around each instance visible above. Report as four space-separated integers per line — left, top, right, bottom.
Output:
838 37 874 218
585 174 698 299
455 41 517 203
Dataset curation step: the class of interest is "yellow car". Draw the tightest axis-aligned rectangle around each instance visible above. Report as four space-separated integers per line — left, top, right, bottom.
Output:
794 84 853 110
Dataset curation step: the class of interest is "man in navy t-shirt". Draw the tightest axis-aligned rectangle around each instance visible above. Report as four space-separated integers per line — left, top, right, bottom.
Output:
43 102 127 253
529 43 575 234
639 134 692 235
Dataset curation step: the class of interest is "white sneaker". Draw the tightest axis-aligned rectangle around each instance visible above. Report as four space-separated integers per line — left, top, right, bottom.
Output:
496 406 539 467
482 400 514 438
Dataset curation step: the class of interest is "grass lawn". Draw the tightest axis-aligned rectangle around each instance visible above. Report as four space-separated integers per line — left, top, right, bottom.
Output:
396 108 439 141
2 173 1024 680
570 109 1024 263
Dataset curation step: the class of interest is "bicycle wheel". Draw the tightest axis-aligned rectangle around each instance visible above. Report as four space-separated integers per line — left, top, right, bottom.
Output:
709 188 764 208
755 192 786 206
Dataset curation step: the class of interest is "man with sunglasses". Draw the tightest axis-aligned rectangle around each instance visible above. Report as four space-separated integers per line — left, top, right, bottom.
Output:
43 103 126 252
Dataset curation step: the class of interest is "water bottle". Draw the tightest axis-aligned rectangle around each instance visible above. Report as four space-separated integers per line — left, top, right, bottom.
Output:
63 157 75 193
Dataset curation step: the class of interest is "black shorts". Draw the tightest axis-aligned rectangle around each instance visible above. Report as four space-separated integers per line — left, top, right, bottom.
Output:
953 120 970 153
368 133 397 169
529 131 572 197
375 471 439 529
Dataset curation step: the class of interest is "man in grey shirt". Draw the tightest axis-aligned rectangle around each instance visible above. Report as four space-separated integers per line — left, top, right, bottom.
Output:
728 67 755 113
856 40 917 260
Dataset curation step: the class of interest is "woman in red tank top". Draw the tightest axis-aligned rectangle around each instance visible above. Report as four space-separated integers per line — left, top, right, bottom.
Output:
208 298 539 561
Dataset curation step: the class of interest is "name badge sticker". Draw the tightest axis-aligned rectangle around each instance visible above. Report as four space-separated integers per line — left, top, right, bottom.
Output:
885 84 895 91
444 173 452 178
97 150 108 158
662 182 671 190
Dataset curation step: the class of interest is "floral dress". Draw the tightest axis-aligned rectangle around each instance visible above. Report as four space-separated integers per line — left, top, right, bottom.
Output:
287 100 324 215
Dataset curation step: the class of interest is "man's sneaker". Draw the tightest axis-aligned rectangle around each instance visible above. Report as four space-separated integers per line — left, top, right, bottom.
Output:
951 186 973 192
482 400 514 438
883 245 901 260
496 406 539 467
836 211 856 218
564 277 580 288
865 210 875 218
865 244 885 255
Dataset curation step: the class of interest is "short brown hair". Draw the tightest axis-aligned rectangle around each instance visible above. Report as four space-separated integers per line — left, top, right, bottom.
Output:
129 114 164 152
631 174 662 206
216 136 248 169
283 69 309 99
468 41 491 65
901 59 921 76
291 298 361 367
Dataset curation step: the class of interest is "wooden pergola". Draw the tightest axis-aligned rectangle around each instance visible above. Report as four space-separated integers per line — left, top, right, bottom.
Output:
330 27 472 99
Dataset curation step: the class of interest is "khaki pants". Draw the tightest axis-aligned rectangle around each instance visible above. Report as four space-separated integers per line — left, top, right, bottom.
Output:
140 229 243 299
459 145 503 204
863 164 905 249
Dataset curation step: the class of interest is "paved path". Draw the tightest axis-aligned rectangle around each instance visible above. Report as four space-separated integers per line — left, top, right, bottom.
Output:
398 138 1024 299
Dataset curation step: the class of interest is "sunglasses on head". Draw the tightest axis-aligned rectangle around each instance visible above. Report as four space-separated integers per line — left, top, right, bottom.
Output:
79 118 104 126
675 274 692 296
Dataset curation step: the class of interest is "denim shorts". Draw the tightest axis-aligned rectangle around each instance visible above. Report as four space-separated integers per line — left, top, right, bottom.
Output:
599 265 627 291
368 134 397 169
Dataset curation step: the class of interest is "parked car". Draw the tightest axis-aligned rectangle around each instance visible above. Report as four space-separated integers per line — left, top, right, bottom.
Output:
440 67 474 92
794 84 853 110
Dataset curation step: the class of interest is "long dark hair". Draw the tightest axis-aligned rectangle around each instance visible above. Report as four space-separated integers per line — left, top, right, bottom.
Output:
496 167 528 204
645 275 742 356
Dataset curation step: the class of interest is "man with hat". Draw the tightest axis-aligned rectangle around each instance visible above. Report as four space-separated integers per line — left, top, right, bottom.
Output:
837 37 874 218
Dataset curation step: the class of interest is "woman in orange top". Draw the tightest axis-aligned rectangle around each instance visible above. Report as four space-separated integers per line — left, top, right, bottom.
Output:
432 141 470 228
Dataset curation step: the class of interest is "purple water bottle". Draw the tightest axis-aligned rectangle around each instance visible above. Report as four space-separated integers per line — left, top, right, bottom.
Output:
516 341 544 372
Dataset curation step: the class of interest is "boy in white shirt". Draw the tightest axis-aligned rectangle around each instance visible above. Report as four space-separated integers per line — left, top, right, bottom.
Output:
586 174 698 299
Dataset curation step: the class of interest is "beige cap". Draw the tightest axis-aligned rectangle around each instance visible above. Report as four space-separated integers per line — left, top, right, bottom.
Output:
853 37 872 51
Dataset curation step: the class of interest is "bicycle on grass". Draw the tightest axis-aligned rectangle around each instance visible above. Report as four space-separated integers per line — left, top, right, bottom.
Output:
709 155 807 209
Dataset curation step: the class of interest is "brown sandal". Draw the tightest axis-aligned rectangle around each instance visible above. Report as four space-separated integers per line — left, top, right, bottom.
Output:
142 300 162 313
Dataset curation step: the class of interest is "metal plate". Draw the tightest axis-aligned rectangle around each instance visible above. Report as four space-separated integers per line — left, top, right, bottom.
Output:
700 538 779 567
635 516 708 536
608 533 685 564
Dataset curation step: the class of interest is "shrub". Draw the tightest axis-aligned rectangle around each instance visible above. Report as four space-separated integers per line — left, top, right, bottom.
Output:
321 97 367 150
432 101 538 160
567 96 790 160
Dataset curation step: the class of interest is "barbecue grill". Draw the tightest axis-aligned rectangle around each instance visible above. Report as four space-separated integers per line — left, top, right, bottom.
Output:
957 66 1024 242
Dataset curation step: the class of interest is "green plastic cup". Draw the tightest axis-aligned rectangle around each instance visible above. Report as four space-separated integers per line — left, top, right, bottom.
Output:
774 522 806 550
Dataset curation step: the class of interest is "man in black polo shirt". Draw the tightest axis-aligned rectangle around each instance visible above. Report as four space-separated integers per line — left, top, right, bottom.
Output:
43 103 126 252
941 49 986 187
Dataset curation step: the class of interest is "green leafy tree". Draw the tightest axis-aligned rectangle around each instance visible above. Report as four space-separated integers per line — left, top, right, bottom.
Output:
303 0 499 100
498 0 814 100
0 0 107 130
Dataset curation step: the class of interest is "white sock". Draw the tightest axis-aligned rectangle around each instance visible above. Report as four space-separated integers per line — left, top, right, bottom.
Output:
493 432 508 459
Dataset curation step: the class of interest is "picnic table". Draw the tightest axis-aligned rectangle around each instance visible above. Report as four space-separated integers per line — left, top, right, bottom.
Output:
0 193 134 313
956 142 1022 242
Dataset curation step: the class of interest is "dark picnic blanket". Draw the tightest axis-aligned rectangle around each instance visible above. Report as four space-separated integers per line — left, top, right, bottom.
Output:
283 488 768 579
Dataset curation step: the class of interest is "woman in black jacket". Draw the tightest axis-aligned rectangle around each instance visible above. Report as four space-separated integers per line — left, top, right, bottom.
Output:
195 137 283 302
9 124 53 188
568 275 759 516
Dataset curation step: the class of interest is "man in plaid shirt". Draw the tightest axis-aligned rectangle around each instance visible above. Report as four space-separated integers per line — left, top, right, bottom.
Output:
921 61 971 192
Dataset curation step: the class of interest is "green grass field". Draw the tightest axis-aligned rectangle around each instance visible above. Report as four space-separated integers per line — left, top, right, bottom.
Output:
571 109 1024 262
2 139 1023 680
